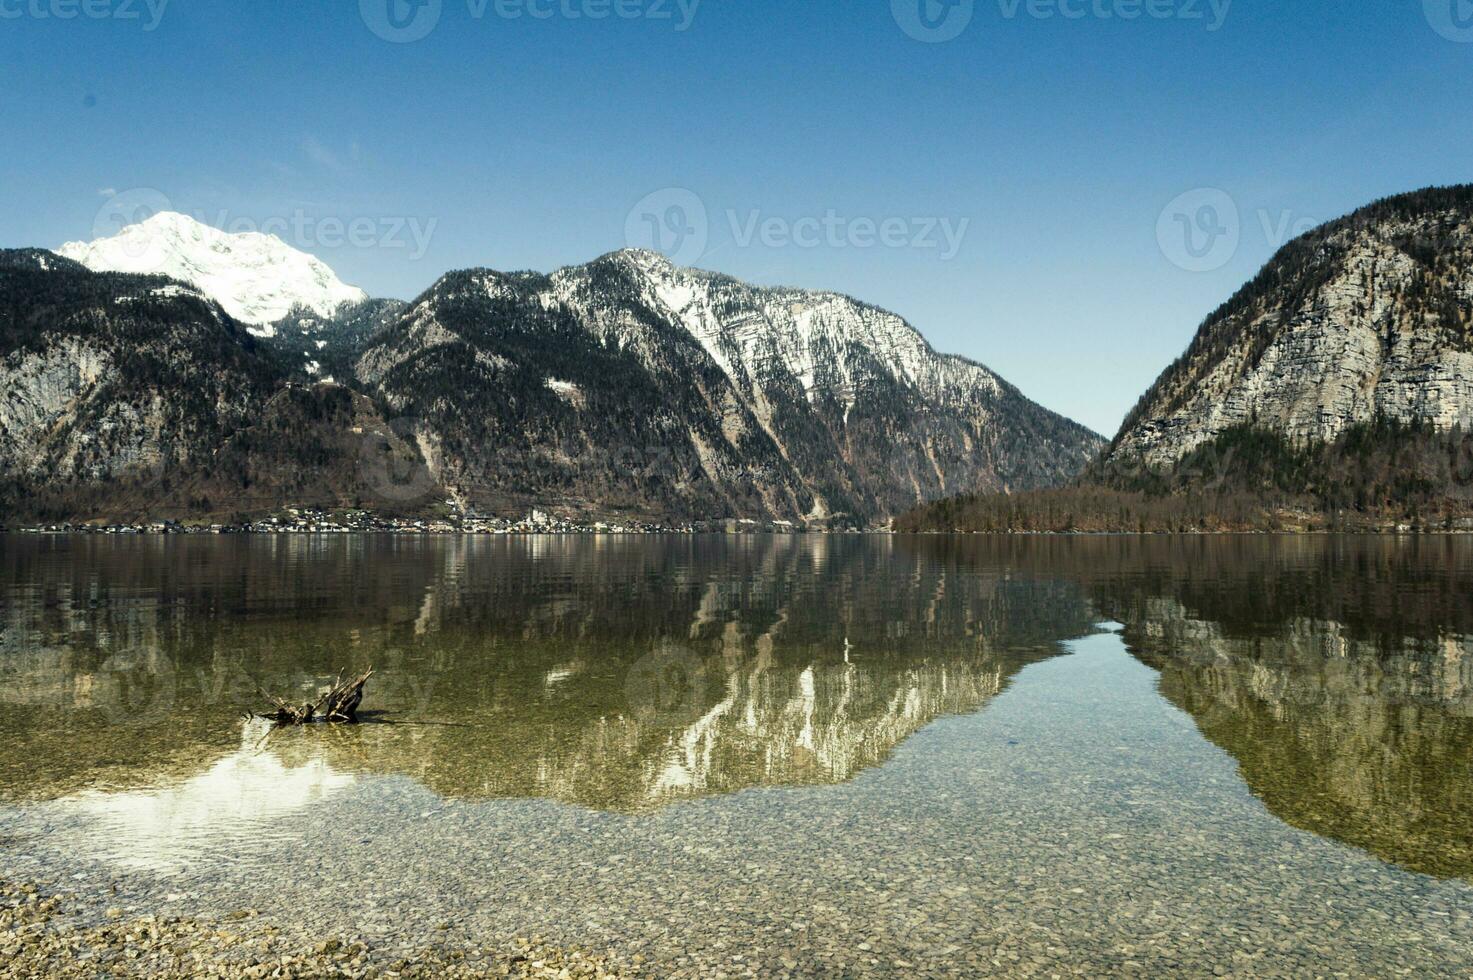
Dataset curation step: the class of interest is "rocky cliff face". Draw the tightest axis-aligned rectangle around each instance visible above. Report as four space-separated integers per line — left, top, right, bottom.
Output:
2 234 1099 523
1111 186 1473 468
0 249 279 492
0 251 427 521
357 249 1102 522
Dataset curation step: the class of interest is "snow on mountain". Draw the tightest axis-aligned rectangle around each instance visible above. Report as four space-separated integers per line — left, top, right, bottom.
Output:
355 248 1103 522
57 211 366 333
608 248 1005 411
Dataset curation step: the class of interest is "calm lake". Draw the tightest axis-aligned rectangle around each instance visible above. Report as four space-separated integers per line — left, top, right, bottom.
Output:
2 533 1471 975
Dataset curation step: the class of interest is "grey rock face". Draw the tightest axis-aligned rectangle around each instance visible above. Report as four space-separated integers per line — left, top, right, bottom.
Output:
1111 186 1473 467
0 252 276 495
357 249 1102 521
0 244 1099 523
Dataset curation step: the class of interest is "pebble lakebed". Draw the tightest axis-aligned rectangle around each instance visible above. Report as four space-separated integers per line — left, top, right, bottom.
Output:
5 637 1472 978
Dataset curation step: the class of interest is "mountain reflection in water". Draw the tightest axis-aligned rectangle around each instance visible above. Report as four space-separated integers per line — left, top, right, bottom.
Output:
1138 619 1473 878
0 534 1091 811
1091 539 1473 878
3 533 1473 881
65 718 355 874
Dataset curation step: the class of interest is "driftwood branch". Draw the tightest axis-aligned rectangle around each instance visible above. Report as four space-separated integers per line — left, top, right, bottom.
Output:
255 668 373 726
323 667 372 722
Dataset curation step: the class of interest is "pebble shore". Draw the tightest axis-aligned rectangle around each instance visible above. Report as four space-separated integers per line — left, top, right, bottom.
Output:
0 882 626 980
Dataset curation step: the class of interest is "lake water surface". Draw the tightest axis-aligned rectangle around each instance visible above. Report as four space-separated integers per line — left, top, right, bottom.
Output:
2 534 1471 975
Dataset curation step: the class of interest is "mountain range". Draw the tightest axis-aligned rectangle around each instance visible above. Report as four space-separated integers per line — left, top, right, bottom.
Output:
12 184 1472 529
900 184 1473 531
0 213 1102 524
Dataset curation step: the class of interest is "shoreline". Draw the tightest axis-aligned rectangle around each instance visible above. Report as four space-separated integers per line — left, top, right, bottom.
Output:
11 501 1473 539
1 880 625 980
7 526 1473 538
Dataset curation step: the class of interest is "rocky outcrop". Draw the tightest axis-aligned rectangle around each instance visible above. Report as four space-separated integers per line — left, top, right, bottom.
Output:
0 249 279 495
0 252 428 521
1111 185 1473 468
357 249 1102 522
2 235 1100 523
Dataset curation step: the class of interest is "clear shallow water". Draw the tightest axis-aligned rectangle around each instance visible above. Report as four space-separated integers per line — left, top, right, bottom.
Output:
1 533 1472 975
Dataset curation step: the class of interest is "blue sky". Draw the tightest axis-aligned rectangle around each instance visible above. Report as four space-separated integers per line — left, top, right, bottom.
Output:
2 0 1471 436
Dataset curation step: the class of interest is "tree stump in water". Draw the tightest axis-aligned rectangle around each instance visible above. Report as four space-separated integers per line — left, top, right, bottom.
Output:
322 667 370 722
258 668 373 726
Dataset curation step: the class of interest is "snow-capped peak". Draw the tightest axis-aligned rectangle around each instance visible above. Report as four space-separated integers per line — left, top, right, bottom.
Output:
575 249 1003 409
57 211 366 333
612 247 676 270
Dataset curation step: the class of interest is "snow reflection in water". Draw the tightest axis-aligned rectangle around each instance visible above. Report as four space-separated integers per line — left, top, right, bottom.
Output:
61 718 355 874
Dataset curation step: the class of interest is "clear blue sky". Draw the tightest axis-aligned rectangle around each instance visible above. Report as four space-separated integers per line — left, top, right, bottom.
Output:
2 0 1471 436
